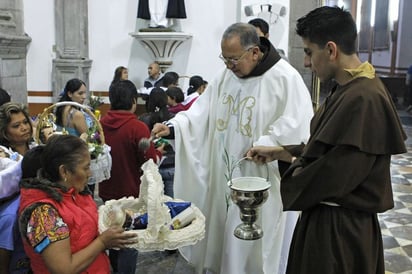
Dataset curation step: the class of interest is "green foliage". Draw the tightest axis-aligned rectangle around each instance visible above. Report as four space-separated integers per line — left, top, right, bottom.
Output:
88 92 104 110
87 122 103 159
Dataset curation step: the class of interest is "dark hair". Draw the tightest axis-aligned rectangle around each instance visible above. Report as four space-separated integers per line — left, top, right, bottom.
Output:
41 135 89 182
0 88 11 106
21 146 44 179
56 79 86 125
156 71 179 88
248 18 269 36
296 6 357 54
166 87 184 103
0 103 33 149
187 75 205 96
140 88 174 130
109 80 138 110
110 66 128 89
222 23 260 50
147 88 168 112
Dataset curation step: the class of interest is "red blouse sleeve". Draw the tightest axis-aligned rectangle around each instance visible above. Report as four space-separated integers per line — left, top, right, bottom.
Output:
25 204 70 253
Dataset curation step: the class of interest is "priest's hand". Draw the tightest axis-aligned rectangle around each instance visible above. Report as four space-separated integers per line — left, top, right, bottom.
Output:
152 123 170 138
246 146 293 164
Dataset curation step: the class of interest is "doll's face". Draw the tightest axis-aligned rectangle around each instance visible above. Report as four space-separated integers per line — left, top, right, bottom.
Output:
0 148 9 158
41 127 55 143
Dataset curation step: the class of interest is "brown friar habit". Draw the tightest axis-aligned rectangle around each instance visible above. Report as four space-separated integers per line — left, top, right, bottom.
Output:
281 70 407 274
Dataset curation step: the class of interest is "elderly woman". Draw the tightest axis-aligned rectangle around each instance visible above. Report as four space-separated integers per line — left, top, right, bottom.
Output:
18 135 136 273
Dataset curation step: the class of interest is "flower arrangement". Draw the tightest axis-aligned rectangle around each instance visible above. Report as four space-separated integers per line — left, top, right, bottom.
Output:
88 92 104 111
86 121 104 159
85 112 112 184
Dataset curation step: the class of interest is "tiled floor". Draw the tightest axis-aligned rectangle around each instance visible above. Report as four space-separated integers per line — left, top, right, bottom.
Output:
381 110 412 274
100 109 412 274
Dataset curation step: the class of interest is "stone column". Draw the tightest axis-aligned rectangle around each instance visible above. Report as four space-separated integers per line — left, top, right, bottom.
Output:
52 0 91 99
288 0 322 108
0 0 31 104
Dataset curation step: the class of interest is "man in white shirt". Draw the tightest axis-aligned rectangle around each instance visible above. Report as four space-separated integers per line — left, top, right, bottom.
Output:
144 62 163 88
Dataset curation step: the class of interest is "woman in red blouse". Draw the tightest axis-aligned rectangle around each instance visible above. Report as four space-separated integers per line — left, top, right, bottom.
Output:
18 135 137 274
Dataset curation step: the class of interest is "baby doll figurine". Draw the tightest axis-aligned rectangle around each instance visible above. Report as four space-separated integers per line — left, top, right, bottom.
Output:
39 126 55 144
0 146 20 169
0 147 10 158
103 201 195 231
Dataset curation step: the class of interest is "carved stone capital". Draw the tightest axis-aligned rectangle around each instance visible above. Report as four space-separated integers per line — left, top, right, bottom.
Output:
130 32 192 71
0 33 31 58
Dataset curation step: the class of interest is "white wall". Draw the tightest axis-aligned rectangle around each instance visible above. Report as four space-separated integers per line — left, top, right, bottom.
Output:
239 0 290 54
23 0 55 91
23 0 290 93
88 0 137 91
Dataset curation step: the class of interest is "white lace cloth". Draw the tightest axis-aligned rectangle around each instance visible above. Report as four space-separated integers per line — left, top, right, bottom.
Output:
98 159 205 251
0 146 22 200
89 144 112 185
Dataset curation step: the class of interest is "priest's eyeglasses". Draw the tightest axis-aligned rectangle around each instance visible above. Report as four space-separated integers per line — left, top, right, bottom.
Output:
219 47 254 66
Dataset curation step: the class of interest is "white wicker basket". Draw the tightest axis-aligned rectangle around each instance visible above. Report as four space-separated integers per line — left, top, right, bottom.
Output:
35 101 111 184
98 159 205 251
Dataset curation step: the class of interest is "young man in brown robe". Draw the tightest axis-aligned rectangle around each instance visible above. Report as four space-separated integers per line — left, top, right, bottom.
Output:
246 6 407 274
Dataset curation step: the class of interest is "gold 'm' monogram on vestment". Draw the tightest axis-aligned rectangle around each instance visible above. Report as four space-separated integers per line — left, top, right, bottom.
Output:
216 92 256 137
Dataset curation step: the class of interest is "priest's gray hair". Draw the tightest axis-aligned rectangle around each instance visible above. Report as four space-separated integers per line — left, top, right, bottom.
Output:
222 22 260 50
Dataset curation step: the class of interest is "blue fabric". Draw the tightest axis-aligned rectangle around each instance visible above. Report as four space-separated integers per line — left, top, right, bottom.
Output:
83 110 94 128
55 108 93 137
128 201 192 230
34 237 51 254
0 196 19 251
164 201 191 217
0 195 31 273
159 166 175 198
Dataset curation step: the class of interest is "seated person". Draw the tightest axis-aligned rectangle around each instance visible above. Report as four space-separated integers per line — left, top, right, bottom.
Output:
140 70 179 112
55 79 91 137
109 66 128 91
155 71 179 89
166 87 186 114
144 62 163 88
182 75 207 110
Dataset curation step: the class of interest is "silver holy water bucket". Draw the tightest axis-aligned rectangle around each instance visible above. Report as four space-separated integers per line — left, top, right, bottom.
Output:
228 158 271 240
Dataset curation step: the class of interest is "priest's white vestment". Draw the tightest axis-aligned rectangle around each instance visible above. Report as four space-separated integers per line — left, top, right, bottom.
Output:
172 58 313 274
